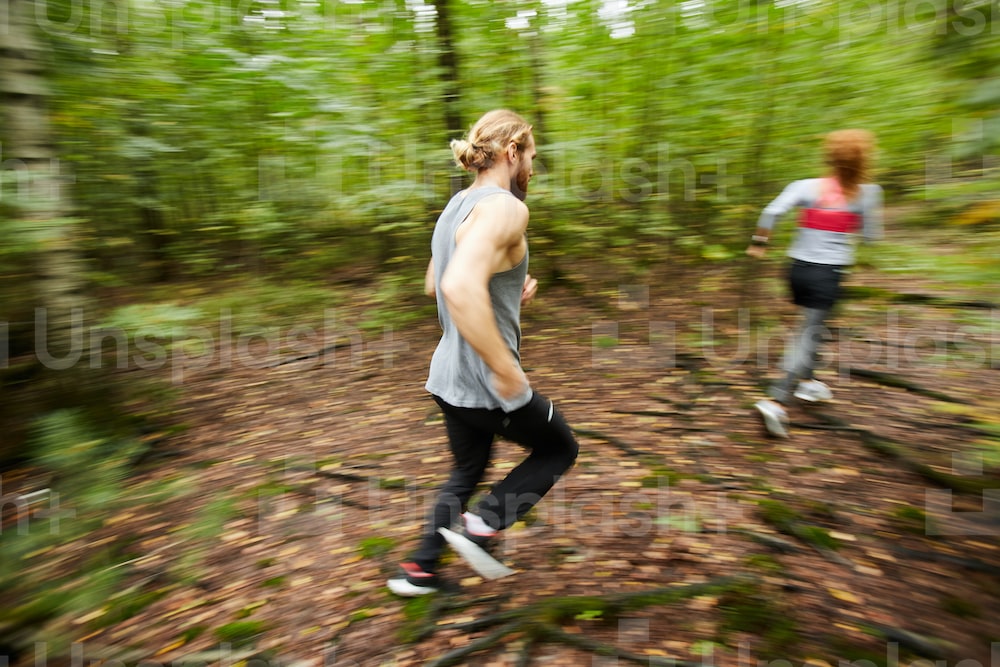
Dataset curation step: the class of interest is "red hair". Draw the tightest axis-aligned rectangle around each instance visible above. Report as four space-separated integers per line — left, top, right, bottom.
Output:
823 129 875 198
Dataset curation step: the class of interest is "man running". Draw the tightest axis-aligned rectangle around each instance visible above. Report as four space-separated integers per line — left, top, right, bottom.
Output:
387 109 578 596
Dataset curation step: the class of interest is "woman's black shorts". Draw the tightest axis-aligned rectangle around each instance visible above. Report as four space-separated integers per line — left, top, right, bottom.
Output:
788 259 845 310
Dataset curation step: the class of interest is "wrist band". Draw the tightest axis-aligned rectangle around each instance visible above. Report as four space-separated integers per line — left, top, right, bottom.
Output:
751 235 769 246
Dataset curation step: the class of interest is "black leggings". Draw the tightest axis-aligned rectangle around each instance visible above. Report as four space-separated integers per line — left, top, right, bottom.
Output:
411 392 578 572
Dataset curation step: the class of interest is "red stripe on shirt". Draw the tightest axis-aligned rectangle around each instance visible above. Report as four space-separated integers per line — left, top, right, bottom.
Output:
800 207 861 233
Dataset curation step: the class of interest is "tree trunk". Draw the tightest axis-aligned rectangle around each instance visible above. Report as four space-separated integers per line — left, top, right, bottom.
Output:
432 0 465 196
1 0 89 453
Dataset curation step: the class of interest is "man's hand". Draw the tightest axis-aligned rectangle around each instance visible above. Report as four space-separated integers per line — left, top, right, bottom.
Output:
746 244 767 259
521 274 538 305
492 363 529 401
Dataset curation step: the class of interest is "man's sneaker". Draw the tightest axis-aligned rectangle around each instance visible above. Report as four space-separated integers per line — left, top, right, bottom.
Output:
755 399 790 438
438 527 515 580
459 511 497 549
386 562 440 597
794 379 833 403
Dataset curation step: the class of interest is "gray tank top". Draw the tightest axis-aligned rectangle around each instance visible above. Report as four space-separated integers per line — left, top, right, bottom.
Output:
424 186 531 412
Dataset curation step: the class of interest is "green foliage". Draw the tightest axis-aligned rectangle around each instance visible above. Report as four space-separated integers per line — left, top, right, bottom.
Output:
23 0 996 286
717 581 799 657
757 497 841 550
537 596 615 626
359 273 431 332
357 536 395 560
892 504 931 535
756 498 801 530
101 303 204 341
641 465 688 487
0 409 151 654
162 493 241 587
402 595 435 623
214 620 268 647
31 409 145 506
941 593 981 619
797 525 841 552
744 554 783 573
104 588 171 625
397 594 440 643
654 509 702 533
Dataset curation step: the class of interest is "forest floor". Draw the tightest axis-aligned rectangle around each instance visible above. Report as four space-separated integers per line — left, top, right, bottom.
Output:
8 232 1000 667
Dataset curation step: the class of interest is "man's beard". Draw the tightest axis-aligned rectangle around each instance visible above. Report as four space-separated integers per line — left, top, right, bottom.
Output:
510 165 530 202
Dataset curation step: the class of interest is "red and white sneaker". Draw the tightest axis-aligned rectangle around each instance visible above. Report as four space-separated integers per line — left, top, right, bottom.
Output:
387 562 440 597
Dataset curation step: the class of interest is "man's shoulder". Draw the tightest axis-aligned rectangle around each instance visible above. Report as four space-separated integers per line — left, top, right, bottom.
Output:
474 190 529 223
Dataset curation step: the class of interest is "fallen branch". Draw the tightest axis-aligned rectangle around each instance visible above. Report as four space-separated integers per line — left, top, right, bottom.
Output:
269 339 358 368
892 545 1000 576
812 412 989 494
537 625 708 667
864 623 951 660
750 494 863 566
791 422 866 434
613 409 677 419
425 622 523 667
733 528 802 554
841 286 997 310
847 368 969 404
400 593 505 644
421 577 752 665
572 427 651 457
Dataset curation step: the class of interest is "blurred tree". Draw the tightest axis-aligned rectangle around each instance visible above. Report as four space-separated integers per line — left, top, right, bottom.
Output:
4 0 993 284
0 0 91 456
931 0 1000 161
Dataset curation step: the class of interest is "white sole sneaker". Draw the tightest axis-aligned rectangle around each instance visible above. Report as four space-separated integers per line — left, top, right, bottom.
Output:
387 577 438 597
794 380 833 403
755 400 789 438
438 527 515 580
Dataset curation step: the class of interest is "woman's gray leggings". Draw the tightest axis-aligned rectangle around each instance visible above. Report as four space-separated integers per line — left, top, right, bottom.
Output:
769 306 831 404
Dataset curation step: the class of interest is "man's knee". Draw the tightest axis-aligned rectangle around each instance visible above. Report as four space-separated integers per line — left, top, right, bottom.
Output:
559 435 579 471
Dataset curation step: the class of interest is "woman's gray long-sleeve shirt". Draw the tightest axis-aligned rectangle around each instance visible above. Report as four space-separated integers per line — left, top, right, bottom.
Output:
758 178 883 266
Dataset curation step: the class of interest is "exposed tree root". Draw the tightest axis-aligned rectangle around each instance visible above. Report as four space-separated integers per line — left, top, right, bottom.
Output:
811 411 989 494
841 286 997 310
892 545 1000 576
536 625 709 666
732 528 802 554
863 623 952 660
754 500 853 566
422 576 750 666
425 621 522 667
399 593 511 644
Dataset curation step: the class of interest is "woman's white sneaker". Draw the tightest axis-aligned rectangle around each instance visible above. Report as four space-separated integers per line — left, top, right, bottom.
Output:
755 399 790 438
794 380 833 402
